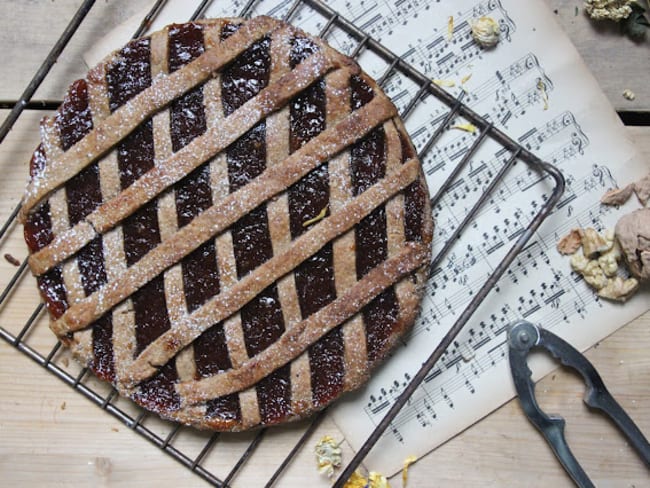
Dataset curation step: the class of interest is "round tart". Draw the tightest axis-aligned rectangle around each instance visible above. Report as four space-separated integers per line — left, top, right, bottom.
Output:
21 16 433 430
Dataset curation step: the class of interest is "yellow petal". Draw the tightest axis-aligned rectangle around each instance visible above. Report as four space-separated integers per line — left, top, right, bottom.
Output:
460 73 472 85
432 78 456 88
451 123 478 134
344 470 369 488
303 205 329 227
402 455 418 486
448 16 454 41
369 471 391 488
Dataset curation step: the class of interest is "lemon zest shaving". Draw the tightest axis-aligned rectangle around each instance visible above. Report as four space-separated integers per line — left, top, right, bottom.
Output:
402 455 418 486
303 205 329 228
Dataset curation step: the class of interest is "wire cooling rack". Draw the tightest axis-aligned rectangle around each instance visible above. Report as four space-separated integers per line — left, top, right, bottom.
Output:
0 0 564 486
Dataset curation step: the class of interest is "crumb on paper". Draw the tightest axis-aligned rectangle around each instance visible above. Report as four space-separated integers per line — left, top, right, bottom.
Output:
402 455 418 486
582 227 612 258
61 356 69 367
448 16 454 41
597 276 639 302
537 79 549 110
433 78 456 88
601 184 635 206
623 89 636 101
111 427 119 432
303 205 328 228
584 1 633 22
451 123 478 134
4 253 20 266
557 228 583 255
60 401 66 410
470 16 501 48
315 435 343 478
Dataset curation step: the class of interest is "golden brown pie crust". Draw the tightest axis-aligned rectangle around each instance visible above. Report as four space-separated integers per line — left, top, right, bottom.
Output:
22 16 433 431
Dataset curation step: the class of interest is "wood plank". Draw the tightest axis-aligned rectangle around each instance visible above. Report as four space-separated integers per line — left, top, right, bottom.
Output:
545 0 650 113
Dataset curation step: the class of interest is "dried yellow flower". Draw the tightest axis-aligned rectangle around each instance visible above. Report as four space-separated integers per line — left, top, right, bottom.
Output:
344 470 369 488
369 471 391 488
303 205 328 227
598 243 621 277
452 123 478 134
402 455 418 486
471 16 500 48
315 435 342 478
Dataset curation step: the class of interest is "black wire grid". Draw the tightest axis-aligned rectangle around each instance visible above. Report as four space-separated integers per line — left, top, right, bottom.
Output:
0 0 565 486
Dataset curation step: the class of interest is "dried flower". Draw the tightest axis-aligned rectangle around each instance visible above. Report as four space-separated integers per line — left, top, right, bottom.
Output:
470 16 501 48
448 16 455 41
584 0 633 21
315 435 343 478
344 470 369 488
368 471 391 488
582 260 609 289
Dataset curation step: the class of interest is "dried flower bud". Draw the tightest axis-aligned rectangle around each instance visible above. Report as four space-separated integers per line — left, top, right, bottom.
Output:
598 276 639 302
471 16 501 48
615 208 650 282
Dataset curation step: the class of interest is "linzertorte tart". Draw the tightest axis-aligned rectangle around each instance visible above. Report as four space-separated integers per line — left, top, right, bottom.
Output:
21 16 433 431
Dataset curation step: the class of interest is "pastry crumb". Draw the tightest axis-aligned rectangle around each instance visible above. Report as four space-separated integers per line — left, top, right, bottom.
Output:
622 89 636 101
4 253 20 266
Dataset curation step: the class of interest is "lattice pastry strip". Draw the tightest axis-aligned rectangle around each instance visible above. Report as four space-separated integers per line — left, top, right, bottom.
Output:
22 17 433 431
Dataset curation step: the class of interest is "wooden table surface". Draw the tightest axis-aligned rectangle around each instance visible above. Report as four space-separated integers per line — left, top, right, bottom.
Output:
1 1 648 486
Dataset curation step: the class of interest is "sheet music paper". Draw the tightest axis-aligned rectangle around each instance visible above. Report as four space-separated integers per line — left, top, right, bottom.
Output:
87 0 650 476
